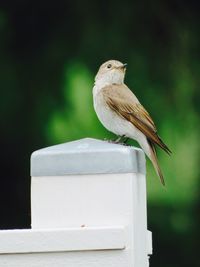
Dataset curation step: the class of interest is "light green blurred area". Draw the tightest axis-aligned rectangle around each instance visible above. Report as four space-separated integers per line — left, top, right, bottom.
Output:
46 63 96 142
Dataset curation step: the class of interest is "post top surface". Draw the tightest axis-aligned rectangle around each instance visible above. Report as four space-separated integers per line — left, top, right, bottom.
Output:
31 138 145 176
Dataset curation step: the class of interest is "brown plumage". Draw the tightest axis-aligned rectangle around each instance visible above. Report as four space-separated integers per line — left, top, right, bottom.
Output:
101 84 171 185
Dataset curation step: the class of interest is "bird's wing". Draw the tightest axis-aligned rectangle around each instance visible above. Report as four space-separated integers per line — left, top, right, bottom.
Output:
102 84 171 154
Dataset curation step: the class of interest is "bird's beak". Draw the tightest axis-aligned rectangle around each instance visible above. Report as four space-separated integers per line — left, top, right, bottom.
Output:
116 63 127 71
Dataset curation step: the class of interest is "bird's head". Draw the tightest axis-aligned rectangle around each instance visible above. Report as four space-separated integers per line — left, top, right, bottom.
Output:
95 60 127 86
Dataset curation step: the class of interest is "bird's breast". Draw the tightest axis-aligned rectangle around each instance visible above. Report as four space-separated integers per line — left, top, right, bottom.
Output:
93 86 133 136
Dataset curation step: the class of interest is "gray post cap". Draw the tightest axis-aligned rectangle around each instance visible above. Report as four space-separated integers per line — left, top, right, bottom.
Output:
31 138 145 176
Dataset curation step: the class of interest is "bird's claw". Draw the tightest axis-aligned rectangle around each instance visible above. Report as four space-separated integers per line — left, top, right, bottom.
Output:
104 136 130 146
120 142 130 146
104 138 119 144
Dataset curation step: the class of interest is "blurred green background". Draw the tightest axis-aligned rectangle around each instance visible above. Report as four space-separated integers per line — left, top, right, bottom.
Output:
0 0 199 266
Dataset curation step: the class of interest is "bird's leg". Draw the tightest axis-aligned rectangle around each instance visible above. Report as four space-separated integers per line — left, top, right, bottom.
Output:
114 135 124 143
123 137 129 144
104 135 129 145
104 135 123 144
115 135 131 145
120 136 130 146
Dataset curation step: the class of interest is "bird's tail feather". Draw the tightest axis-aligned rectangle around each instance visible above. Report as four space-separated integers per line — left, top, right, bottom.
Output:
157 135 172 155
148 140 165 186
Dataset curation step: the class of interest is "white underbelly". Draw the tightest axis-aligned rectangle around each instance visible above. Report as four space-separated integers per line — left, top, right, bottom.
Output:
93 85 151 158
94 95 139 138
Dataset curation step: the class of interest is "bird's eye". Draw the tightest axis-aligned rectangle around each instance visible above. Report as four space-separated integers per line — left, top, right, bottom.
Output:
107 64 112 69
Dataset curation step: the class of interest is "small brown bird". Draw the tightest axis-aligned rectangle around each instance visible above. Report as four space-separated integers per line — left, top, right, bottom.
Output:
93 60 171 185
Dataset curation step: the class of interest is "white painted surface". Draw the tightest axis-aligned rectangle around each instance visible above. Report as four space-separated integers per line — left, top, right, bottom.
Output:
0 226 126 254
31 173 136 229
31 172 149 267
131 172 148 267
0 250 129 267
0 139 152 267
147 230 153 255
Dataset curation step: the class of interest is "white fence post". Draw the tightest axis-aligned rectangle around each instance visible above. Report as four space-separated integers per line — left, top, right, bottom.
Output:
0 138 152 267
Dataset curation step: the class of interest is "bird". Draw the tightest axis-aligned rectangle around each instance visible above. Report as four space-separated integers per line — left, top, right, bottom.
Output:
93 59 171 185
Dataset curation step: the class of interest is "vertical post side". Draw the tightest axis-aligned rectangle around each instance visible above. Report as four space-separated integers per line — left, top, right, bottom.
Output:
132 173 148 267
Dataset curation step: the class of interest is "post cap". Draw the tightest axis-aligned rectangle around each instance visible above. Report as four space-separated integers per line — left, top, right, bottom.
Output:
31 138 145 176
